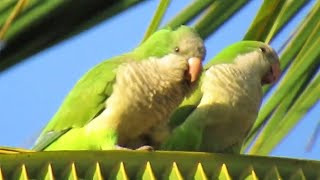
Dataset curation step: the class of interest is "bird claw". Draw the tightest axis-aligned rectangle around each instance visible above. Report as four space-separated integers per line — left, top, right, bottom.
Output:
115 145 154 151
135 145 154 151
115 145 132 150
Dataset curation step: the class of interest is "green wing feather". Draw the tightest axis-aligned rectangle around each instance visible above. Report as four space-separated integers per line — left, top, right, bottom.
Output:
33 57 125 150
168 78 203 128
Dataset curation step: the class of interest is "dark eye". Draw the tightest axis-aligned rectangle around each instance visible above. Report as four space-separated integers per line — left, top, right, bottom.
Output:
175 47 180 52
259 47 266 53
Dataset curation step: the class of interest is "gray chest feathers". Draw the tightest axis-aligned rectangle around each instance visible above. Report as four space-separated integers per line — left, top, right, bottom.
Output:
203 64 263 120
200 64 263 151
107 54 192 138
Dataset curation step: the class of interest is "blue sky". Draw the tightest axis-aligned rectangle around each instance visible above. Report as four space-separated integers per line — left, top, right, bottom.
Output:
0 1 319 160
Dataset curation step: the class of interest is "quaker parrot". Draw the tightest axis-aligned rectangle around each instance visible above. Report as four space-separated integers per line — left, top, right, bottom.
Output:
161 41 281 153
32 26 206 151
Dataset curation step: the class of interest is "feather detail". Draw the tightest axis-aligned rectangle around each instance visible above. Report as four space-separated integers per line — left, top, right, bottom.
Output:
199 52 268 152
87 54 193 148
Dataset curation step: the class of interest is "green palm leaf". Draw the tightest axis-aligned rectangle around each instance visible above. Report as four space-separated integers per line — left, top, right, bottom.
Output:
0 151 319 179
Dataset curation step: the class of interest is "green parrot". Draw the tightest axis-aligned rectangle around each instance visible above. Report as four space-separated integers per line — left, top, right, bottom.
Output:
161 41 281 153
33 26 206 151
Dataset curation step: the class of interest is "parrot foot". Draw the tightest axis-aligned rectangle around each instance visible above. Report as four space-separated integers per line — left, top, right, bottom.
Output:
115 145 154 151
135 145 154 151
115 145 132 150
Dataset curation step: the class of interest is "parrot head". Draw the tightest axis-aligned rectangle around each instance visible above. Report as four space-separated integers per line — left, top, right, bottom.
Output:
206 41 281 85
258 44 281 85
136 26 206 85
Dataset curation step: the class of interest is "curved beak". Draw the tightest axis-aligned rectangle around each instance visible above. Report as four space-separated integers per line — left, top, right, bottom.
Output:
186 57 202 84
262 60 281 85
272 60 281 82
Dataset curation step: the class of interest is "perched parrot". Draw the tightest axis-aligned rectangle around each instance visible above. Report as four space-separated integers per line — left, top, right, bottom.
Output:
161 41 281 153
33 26 206 151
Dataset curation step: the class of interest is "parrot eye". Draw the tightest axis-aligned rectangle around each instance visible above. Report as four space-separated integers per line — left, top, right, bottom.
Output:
259 47 267 53
174 47 180 52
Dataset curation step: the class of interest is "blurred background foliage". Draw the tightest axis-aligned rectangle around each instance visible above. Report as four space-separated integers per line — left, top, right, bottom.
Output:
0 0 319 156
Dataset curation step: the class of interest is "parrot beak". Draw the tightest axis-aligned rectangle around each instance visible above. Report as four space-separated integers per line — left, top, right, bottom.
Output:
262 60 281 85
186 57 202 84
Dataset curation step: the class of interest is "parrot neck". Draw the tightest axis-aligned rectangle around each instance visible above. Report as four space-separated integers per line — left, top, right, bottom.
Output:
234 51 270 80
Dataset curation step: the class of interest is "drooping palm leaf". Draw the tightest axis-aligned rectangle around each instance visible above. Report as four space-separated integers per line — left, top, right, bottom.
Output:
141 0 171 42
243 1 319 153
247 1 320 154
0 0 145 72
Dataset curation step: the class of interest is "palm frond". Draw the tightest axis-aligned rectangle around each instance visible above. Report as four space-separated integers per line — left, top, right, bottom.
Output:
0 0 145 72
0 151 319 179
